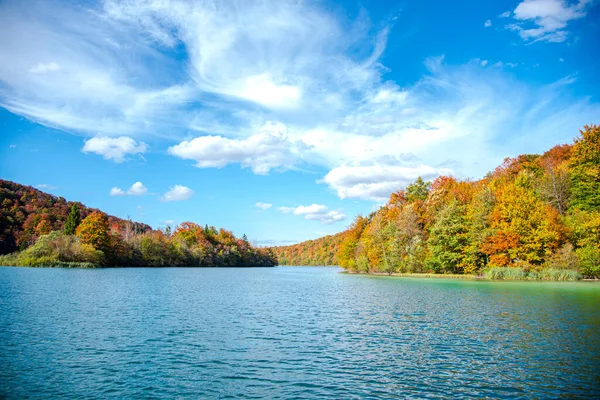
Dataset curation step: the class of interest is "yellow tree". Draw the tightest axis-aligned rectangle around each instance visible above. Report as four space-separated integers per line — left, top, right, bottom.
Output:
76 212 110 253
483 183 564 268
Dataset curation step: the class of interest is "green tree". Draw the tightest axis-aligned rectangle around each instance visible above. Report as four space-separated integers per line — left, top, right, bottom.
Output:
63 204 81 235
406 177 431 202
569 125 600 211
427 200 468 274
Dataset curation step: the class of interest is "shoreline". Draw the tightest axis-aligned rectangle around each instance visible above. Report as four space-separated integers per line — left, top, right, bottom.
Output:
342 271 600 282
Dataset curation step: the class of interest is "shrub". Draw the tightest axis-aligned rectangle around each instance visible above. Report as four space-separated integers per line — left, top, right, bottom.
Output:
544 243 579 270
576 245 600 278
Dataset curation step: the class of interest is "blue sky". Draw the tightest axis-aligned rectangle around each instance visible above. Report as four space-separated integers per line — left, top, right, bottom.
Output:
1 0 599 245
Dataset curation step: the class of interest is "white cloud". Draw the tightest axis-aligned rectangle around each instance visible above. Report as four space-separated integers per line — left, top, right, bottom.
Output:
160 185 194 202
110 187 126 196
29 62 60 74
278 204 346 224
321 164 451 201
506 0 593 43
82 136 148 163
484 20 492 27
110 181 148 196
0 0 598 206
256 202 273 210
35 183 57 190
499 11 511 18
9 144 17 148
293 204 329 215
168 122 303 174
127 181 148 196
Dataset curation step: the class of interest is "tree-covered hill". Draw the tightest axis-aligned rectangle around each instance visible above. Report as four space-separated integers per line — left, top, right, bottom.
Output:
0 180 151 254
0 180 276 268
269 232 345 266
270 125 600 279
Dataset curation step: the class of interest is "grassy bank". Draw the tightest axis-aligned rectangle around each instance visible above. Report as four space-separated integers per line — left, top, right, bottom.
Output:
347 267 584 281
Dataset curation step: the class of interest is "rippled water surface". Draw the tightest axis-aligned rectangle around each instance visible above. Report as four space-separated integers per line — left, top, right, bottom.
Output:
1 266 600 398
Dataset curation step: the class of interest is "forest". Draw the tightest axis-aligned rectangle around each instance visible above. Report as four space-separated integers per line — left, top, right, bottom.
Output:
270 233 344 266
0 180 277 268
270 125 600 280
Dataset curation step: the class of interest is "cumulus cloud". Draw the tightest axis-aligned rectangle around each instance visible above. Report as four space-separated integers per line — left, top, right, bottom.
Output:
256 202 273 210
127 181 148 196
484 20 492 27
499 11 511 18
82 136 148 163
160 185 194 202
110 187 126 196
168 122 304 174
506 0 593 43
278 204 346 224
110 181 148 196
321 164 451 201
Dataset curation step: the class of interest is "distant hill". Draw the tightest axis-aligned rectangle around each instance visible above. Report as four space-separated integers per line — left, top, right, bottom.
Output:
269 232 345 266
0 179 151 255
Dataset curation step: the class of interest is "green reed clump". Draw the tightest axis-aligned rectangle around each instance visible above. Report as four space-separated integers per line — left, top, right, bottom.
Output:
484 267 581 281
537 268 582 281
484 267 527 280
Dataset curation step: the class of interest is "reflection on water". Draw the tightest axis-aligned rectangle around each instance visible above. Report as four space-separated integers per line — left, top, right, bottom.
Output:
1 266 599 398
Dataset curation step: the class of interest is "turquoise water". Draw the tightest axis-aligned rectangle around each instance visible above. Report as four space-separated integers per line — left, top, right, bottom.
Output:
1 266 599 398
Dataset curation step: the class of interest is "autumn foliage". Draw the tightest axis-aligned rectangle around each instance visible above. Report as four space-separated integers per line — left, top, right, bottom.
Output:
271 125 600 278
0 181 276 268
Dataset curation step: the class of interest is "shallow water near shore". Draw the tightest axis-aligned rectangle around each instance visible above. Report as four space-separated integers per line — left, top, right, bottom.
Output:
1 266 599 398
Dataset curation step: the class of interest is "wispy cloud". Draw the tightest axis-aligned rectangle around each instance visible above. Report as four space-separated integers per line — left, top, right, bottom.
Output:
256 202 273 210
1 0 599 204
35 183 57 190
29 62 60 74
484 20 492 27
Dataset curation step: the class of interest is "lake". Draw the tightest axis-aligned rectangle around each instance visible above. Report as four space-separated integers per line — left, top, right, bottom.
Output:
1 266 599 398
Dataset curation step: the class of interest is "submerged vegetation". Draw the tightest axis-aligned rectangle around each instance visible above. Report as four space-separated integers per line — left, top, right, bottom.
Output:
271 125 600 280
0 183 277 268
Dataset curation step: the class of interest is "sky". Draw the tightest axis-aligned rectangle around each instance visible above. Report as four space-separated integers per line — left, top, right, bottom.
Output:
0 0 599 246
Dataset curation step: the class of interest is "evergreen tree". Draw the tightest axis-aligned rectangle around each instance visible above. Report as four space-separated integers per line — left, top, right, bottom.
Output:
406 177 431 202
63 204 80 235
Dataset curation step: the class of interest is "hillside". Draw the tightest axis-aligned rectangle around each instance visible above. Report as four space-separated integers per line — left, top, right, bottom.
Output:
269 232 344 266
270 125 600 279
0 179 151 254
0 180 276 268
